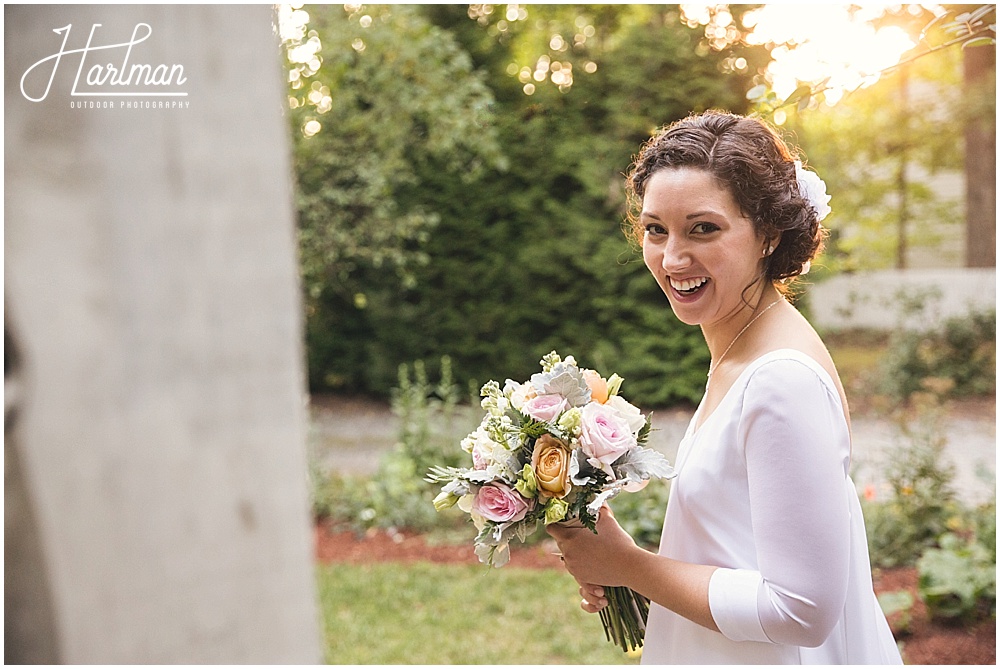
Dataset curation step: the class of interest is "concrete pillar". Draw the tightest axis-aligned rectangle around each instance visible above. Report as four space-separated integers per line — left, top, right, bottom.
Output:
5 5 321 662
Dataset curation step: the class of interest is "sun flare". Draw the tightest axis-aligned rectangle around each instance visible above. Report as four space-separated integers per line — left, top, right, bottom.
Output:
743 4 932 105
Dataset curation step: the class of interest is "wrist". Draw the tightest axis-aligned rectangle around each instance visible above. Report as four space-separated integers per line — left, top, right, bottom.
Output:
620 542 657 592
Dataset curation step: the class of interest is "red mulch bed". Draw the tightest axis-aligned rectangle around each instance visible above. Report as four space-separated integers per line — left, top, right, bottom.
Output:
315 520 995 665
871 567 995 665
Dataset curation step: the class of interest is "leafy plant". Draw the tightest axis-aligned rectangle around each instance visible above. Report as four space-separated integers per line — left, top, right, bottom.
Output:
312 357 478 534
917 531 996 621
862 397 961 568
391 357 467 475
293 5 746 407
877 590 915 635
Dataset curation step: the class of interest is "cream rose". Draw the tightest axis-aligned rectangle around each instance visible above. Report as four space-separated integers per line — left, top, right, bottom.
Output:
530 434 573 499
605 395 646 434
504 379 536 410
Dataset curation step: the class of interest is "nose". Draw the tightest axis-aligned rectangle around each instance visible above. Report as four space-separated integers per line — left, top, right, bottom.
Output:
659 235 690 274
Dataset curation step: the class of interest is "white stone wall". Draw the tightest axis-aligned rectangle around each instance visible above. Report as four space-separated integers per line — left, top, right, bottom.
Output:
5 6 321 662
807 268 996 331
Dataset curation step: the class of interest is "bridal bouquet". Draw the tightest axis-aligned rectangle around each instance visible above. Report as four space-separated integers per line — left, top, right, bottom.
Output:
426 351 676 652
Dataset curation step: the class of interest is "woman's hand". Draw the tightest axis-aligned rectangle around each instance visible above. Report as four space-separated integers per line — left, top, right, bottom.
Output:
578 583 609 614
549 504 720 631
545 505 642 591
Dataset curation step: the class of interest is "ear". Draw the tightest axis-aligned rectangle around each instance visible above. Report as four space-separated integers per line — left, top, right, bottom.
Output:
764 232 783 256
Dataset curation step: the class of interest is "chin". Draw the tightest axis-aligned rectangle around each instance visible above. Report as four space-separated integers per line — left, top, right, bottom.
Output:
665 299 703 326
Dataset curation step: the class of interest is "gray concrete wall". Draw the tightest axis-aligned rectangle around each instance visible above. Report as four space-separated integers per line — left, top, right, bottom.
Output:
807 268 996 332
5 5 321 662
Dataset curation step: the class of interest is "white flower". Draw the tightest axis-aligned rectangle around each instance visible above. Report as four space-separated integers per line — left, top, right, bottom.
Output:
605 395 647 434
530 362 592 407
503 379 533 410
794 160 831 222
458 494 476 513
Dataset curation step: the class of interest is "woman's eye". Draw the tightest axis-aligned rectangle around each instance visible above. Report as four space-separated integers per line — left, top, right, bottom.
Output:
692 222 719 234
644 223 666 236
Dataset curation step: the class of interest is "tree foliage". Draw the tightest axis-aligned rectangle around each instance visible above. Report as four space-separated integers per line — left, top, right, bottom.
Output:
732 4 994 270
787 49 965 270
286 4 761 406
284 5 503 303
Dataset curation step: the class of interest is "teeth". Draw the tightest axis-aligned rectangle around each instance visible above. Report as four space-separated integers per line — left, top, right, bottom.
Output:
669 277 708 293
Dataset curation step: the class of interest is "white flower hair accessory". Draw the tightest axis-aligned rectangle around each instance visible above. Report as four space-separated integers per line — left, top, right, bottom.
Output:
794 160 831 222
791 161 829 277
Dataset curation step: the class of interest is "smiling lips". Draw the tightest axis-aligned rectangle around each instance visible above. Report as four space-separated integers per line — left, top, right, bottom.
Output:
669 276 709 295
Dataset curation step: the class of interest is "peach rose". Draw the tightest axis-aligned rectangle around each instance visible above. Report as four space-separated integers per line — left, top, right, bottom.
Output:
530 434 573 499
583 369 609 404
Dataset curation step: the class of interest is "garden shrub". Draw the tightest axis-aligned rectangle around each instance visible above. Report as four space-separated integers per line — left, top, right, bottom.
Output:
877 590 915 635
880 308 996 401
312 357 477 534
862 399 961 568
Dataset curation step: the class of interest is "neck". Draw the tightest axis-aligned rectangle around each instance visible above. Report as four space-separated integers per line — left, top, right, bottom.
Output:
702 284 782 361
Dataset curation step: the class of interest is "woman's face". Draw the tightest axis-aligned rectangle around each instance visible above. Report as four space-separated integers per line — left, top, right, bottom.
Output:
641 167 769 327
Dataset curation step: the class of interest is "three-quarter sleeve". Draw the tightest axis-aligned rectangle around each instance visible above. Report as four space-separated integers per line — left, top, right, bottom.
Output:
708 358 852 648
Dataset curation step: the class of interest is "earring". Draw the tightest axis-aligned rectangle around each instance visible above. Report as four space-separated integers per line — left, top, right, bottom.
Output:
763 245 774 257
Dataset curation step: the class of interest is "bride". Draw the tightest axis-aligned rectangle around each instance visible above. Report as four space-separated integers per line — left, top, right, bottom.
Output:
547 111 902 664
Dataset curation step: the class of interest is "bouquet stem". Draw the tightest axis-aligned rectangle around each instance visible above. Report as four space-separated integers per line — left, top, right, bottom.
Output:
598 585 649 652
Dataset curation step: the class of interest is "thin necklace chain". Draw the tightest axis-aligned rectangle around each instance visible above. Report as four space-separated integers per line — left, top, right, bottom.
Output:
707 297 784 383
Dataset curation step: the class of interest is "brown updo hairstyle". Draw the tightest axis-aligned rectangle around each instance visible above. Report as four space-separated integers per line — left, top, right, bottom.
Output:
625 110 827 292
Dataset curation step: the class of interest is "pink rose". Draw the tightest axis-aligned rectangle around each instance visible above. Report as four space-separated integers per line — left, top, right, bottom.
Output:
579 402 636 467
472 483 530 523
522 394 569 423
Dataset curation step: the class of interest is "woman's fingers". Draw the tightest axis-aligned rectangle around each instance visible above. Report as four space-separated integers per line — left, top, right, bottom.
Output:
578 583 608 613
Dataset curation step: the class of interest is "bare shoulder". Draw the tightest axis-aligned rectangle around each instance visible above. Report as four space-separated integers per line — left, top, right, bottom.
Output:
757 305 850 416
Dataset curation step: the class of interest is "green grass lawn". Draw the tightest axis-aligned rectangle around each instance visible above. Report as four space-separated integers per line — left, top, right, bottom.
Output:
316 561 641 664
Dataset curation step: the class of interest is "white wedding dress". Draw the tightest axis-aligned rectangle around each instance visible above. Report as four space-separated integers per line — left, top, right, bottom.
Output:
640 349 902 664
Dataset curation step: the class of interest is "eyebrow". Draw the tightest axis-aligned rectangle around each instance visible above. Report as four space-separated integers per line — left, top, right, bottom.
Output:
686 210 723 220
640 210 723 221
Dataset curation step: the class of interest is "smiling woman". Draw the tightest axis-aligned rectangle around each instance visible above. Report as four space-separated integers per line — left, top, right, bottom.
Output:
546 111 904 665
626 112 825 296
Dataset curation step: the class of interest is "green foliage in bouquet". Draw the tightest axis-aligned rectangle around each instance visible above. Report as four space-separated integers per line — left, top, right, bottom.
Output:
427 351 676 652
